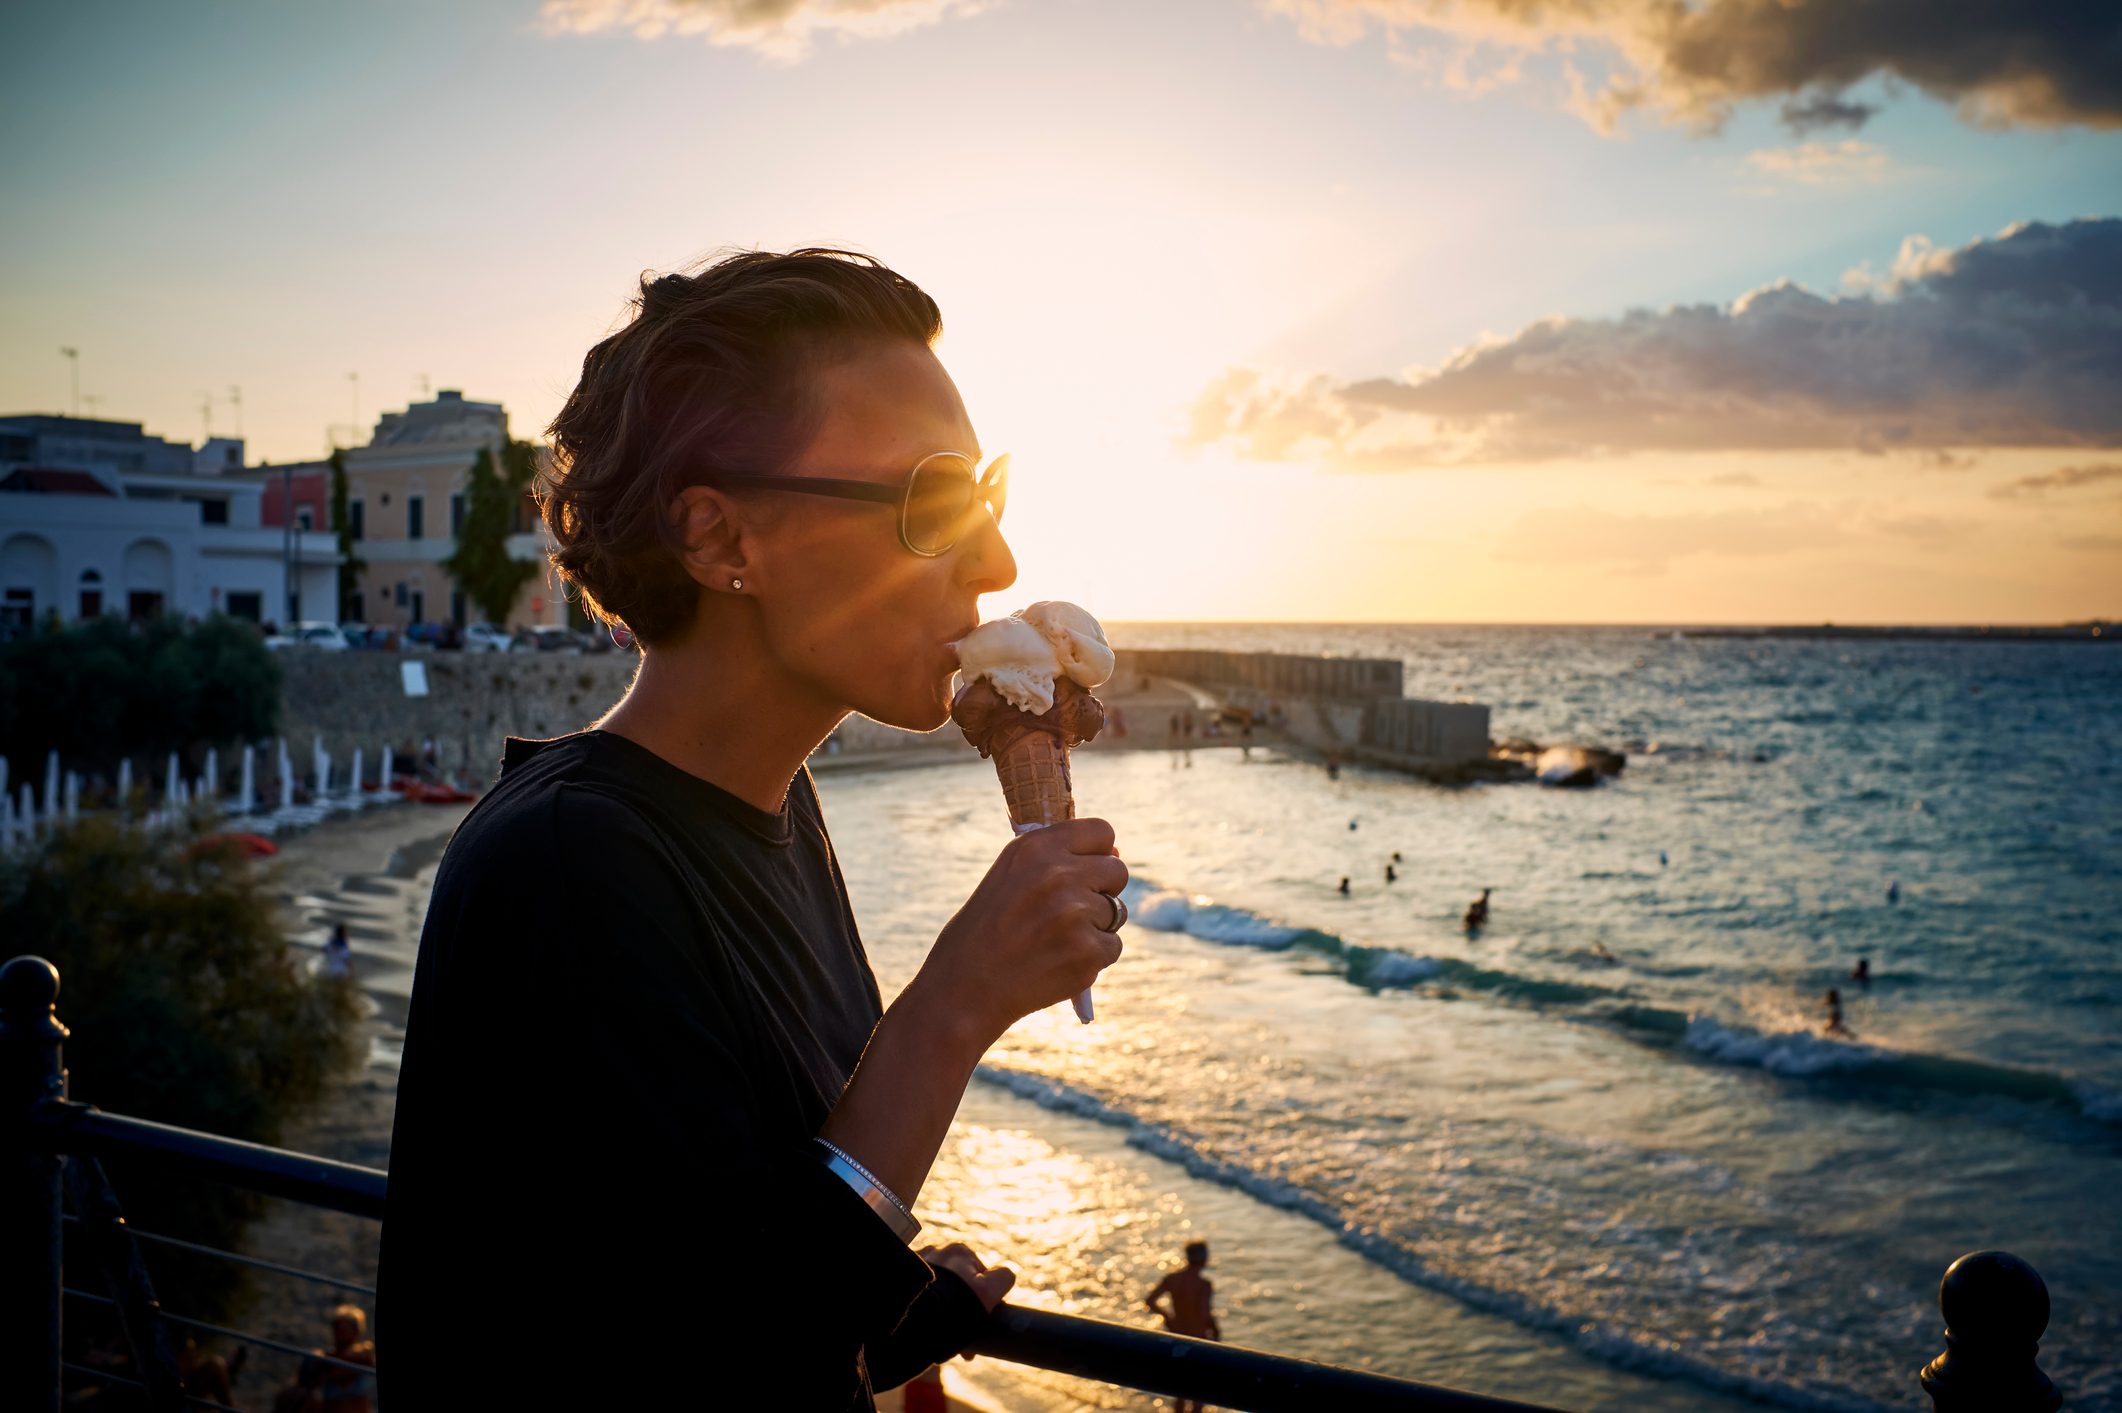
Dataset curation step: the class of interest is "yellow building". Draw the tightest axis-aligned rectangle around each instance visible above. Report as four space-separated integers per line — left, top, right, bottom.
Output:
341 391 564 631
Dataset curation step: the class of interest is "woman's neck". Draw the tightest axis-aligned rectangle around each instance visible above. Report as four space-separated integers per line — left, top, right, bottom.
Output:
595 635 846 815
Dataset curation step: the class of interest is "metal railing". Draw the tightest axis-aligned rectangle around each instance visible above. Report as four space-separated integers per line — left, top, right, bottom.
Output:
3 954 2068 1411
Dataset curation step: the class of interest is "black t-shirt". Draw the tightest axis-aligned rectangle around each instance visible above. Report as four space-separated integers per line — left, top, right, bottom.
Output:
378 731 986 1409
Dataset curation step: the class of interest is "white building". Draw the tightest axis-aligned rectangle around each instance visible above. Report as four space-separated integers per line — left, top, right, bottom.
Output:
0 414 339 629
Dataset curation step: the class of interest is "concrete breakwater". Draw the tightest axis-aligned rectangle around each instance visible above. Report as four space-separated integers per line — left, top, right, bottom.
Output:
1120 648 1493 777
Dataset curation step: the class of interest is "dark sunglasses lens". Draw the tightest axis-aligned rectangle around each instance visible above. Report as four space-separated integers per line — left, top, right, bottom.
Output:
905 458 976 553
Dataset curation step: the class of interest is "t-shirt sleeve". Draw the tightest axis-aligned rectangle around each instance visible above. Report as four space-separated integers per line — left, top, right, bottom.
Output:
528 785 934 1402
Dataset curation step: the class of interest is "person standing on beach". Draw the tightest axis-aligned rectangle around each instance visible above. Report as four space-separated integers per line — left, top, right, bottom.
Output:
380 251 1128 1412
1147 1241 1221 1412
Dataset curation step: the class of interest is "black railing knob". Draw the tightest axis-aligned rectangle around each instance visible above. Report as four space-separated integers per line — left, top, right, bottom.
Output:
1 955 62 1022
1920 1250 2062 1411
2 956 69 1108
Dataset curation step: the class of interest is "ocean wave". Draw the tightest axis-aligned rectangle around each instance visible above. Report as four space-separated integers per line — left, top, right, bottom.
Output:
1673 1018 2110 1120
1119 878 2117 1126
972 1063 1895 1413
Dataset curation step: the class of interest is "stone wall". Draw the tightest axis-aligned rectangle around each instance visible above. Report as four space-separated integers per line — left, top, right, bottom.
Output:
278 651 639 781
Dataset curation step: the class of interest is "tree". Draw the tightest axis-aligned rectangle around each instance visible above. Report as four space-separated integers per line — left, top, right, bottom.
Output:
0 818 363 1320
443 442 539 625
0 614 280 786
329 449 366 620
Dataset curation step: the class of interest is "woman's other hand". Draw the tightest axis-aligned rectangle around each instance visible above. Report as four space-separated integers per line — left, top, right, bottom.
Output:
920 1241 1016 1312
914 817 1127 1045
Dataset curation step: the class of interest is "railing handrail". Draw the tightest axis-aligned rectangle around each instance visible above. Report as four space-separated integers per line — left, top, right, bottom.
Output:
2 954 2070 1413
20 1093 1567 1412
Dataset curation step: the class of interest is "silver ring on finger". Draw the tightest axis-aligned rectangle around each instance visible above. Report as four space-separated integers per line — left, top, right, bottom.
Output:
1099 892 1127 933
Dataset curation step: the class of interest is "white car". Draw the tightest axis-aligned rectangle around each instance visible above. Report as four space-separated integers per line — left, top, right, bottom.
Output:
266 620 349 651
462 623 513 654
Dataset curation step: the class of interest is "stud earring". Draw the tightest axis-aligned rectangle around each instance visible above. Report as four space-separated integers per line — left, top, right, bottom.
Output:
730 578 743 590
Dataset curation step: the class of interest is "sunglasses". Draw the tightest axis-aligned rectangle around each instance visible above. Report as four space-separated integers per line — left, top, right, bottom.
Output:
701 451 1009 557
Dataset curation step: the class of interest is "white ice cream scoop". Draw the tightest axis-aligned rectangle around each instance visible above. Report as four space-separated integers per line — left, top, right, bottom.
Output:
954 615 1065 714
1022 600 1115 691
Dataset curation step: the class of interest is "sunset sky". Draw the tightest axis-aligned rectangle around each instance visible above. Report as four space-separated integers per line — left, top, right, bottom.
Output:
3 1 2117 624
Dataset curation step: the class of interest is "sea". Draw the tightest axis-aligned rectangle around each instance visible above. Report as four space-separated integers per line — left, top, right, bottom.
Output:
813 624 2121 1413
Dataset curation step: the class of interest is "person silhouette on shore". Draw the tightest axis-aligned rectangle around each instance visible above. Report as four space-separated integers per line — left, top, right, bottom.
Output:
322 923 354 981
1463 888 1491 932
1147 1241 1220 1412
1851 958 1871 986
1823 988 1848 1037
1385 864 1397 884
1337 877 1351 896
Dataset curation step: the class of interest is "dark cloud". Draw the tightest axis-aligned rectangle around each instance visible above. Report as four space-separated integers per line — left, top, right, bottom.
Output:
1990 463 2122 498
1268 0 2122 133
1779 93 1880 133
1184 218 2122 467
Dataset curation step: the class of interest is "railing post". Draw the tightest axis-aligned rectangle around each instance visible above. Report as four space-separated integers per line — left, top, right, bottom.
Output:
2 956 70 1413
1920 1250 2062 1411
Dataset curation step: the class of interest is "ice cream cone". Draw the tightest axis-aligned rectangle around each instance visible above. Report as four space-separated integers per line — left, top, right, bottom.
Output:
996 732 1075 831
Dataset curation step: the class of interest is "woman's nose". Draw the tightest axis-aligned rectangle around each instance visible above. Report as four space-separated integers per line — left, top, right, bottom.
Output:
956 510 1017 594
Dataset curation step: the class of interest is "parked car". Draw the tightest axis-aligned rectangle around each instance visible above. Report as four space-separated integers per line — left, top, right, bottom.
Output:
462 623 512 654
266 620 349 651
516 625 578 653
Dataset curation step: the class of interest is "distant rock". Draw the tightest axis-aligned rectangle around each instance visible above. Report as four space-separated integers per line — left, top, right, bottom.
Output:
1533 745 1627 788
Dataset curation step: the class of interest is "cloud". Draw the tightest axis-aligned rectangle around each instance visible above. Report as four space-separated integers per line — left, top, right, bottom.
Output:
1184 218 2122 468
1779 93 1879 134
1261 0 2122 134
536 0 987 59
1989 463 2122 498
1743 139 1892 187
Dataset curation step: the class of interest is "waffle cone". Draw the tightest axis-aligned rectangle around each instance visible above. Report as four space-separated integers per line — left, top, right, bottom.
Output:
994 731 1075 830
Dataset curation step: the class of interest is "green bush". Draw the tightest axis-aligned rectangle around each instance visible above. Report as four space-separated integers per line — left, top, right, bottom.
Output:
0 613 280 787
0 816 361 1320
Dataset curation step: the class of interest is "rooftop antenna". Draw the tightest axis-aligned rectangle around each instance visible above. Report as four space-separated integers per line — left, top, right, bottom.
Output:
82 394 105 416
198 392 214 443
59 347 79 416
417 373 431 398
348 371 361 447
228 385 243 438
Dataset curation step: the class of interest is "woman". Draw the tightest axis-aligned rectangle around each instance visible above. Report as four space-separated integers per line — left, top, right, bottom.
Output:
378 250 1127 1410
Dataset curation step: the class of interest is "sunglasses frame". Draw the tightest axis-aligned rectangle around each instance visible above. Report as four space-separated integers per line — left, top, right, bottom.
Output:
698 451 1008 557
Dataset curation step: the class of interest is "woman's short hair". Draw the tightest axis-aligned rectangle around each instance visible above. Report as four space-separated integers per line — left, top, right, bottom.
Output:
540 248 943 645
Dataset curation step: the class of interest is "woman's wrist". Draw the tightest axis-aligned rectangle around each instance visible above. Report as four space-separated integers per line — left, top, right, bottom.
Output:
889 971 995 1073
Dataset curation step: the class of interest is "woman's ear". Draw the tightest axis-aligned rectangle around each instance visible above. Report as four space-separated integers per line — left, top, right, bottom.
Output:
669 484 754 593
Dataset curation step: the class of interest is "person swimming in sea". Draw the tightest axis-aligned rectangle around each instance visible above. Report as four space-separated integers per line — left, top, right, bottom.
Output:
1385 863 1397 884
1337 876 1351 896
1463 888 1491 932
1851 957 1871 985
1823 987 1848 1036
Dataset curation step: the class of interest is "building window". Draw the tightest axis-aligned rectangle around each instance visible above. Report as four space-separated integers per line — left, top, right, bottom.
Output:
296 506 314 532
348 591 364 623
395 581 408 607
2 587 32 628
451 589 465 626
199 498 229 525
226 591 263 622
411 589 425 622
349 499 365 540
450 492 465 536
407 495 425 540
126 590 165 621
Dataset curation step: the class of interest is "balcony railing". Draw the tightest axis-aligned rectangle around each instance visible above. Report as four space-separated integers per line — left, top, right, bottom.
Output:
1 955 2068 1412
